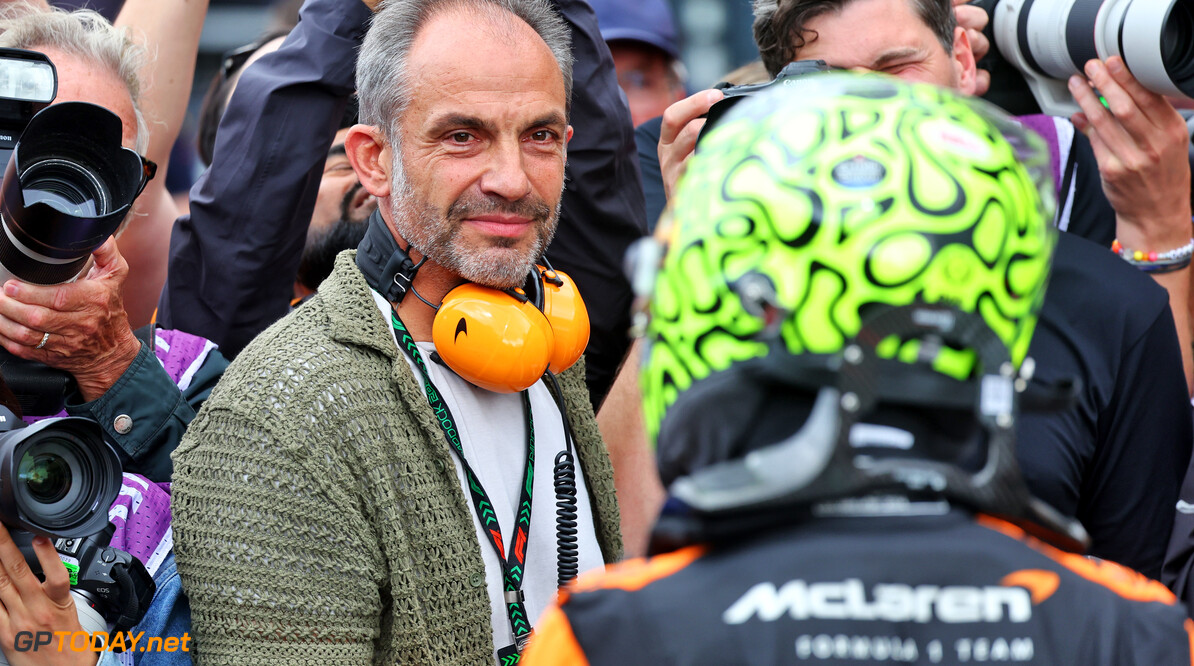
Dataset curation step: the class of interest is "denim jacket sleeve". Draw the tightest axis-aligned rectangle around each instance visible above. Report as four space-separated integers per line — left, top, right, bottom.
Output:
64 342 228 482
157 0 371 358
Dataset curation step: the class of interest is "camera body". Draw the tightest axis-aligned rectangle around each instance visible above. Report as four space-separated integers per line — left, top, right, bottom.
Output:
13 524 154 635
0 352 72 418
698 60 834 143
0 407 154 659
0 46 157 418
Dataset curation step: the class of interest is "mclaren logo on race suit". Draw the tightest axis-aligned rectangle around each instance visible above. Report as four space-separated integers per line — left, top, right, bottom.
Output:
723 571 1059 625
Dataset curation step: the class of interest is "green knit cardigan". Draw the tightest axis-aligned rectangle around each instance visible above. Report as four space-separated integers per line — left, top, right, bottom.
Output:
171 252 623 664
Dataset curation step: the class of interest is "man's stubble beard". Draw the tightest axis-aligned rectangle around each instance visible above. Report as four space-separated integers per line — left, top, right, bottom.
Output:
388 151 562 289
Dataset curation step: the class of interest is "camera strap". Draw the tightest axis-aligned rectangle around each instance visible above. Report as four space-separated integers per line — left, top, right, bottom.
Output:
388 309 537 661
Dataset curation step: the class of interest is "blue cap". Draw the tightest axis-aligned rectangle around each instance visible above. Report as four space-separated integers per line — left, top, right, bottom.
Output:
589 0 681 60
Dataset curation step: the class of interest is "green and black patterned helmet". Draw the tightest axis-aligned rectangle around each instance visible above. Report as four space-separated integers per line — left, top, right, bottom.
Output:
640 73 1057 443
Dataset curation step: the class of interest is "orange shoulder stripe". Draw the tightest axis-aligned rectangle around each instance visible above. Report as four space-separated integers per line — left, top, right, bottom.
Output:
520 605 590 666
564 545 707 597
976 515 1177 604
1185 618 1194 665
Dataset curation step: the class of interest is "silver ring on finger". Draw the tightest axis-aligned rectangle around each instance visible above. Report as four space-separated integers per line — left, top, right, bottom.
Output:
34 331 49 350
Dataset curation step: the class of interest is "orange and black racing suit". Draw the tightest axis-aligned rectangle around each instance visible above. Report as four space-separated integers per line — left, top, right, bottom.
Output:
523 509 1194 665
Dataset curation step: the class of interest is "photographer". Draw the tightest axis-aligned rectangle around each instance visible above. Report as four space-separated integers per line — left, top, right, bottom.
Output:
0 5 228 483
0 239 225 482
0 370 182 665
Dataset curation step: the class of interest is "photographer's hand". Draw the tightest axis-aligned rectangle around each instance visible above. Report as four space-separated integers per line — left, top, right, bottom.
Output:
0 239 141 403
659 89 724 202
0 524 94 666
1069 58 1192 243
1070 56 1194 393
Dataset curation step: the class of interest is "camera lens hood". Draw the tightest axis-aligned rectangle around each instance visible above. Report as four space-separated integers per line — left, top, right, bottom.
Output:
0 102 145 284
1117 0 1194 97
0 415 121 538
993 0 1194 114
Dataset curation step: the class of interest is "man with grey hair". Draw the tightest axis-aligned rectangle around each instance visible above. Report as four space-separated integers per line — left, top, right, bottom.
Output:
171 0 622 663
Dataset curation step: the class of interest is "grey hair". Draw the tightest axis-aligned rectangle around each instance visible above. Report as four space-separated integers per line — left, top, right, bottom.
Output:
356 0 573 142
0 2 149 154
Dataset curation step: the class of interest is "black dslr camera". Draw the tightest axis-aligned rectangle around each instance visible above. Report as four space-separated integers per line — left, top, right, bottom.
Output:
0 47 152 287
0 47 154 416
14 524 154 636
698 59 834 144
0 405 153 656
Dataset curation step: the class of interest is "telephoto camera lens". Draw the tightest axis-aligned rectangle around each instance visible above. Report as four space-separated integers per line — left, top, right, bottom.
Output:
0 102 148 285
993 0 1194 114
0 410 121 539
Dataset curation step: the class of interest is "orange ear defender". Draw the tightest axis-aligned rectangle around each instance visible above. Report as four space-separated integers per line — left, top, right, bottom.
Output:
431 266 590 393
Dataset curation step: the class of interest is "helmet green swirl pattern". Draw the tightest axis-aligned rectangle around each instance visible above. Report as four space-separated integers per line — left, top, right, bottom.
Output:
641 74 1057 442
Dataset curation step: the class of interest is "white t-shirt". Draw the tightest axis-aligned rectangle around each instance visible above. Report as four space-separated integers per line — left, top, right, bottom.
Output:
372 291 605 659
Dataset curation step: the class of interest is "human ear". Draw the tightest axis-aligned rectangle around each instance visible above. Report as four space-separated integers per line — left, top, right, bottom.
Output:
952 27 978 96
345 124 393 197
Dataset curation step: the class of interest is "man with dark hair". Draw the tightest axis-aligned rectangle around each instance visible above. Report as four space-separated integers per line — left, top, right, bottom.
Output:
171 0 623 663
752 0 955 77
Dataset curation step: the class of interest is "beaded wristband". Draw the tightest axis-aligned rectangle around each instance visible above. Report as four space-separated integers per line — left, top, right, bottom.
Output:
1136 257 1192 274
1111 238 1194 270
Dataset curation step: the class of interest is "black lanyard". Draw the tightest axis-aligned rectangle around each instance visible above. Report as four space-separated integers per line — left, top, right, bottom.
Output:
388 310 537 659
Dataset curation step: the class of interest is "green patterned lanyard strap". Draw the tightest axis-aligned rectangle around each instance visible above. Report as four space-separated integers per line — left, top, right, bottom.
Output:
389 312 536 662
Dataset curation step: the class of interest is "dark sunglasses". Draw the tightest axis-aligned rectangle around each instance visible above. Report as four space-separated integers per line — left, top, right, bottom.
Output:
218 41 262 81
135 154 157 197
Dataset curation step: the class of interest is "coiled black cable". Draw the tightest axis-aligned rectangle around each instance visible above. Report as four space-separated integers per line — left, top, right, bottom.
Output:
553 449 579 587
546 372 580 588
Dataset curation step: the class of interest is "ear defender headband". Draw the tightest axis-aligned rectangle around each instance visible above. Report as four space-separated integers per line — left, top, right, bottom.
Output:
356 210 590 393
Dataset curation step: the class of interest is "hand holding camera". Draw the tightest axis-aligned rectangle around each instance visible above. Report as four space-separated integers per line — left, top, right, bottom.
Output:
1069 57 1193 250
0 238 140 403
657 88 723 202
0 407 153 665
0 525 94 666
